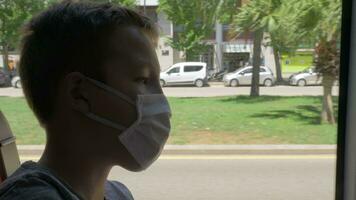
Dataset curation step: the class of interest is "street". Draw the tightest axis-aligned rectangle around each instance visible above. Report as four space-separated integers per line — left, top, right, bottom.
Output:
108 155 336 200
0 85 339 97
20 154 336 200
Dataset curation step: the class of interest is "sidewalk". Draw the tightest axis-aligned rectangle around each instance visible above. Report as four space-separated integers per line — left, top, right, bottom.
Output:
18 145 337 156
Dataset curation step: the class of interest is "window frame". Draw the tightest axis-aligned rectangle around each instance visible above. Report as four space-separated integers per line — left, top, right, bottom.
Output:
335 0 354 199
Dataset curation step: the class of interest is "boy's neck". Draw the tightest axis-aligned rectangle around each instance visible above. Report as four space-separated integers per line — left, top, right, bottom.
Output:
38 137 112 200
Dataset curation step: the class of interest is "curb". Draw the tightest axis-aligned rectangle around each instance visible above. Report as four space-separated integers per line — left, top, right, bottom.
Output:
162 145 336 155
17 145 336 156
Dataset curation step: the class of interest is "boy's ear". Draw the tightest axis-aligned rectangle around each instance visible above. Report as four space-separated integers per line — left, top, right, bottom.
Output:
64 72 91 113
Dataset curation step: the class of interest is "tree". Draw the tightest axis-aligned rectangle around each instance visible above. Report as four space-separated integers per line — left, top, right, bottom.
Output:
284 0 341 124
234 0 283 96
217 0 242 24
90 0 136 7
264 22 298 84
0 0 136 85
158 0 222 61
0 0 51 84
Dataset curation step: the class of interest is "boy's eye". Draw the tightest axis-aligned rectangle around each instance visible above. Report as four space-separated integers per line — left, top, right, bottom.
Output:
135 77 149 84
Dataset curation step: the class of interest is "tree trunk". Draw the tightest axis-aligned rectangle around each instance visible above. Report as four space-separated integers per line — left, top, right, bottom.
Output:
321 75 336 124
314 37 339 124
250 30 263 97
273 48 283 83
1 43 10 85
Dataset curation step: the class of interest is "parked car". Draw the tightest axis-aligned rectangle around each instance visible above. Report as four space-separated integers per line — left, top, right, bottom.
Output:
0 69 7 86
160 62 207 87
11 76 21 88
289 67 322 86
223 66 275 87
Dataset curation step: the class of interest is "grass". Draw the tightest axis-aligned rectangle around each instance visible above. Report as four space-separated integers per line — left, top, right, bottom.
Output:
281 52 313 73
0 96 338 145
0 97 45 144
283 65 308 73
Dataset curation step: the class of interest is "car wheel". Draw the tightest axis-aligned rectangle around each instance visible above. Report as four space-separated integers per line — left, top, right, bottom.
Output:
195 79 204 87
297 79 307 87
230 79 239 87
15 80 22 88
160 80 165 87
264 79 273 87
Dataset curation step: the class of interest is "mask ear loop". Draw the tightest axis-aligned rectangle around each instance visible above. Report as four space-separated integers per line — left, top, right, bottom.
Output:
78 76 138 131
85 77 136 106
83 112 127 131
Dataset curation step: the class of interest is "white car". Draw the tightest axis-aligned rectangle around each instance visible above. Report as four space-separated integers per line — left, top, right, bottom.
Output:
160 62 207 87
289 67 321 86
223 66 275 87
11 76 21 88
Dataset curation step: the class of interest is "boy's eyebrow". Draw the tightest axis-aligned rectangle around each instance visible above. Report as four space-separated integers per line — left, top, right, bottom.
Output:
132 57 153 68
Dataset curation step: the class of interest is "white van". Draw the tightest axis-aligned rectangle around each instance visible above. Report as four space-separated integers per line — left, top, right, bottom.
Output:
160 62 207 87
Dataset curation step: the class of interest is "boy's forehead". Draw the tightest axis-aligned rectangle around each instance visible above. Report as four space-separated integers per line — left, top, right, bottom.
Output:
106 26 158 72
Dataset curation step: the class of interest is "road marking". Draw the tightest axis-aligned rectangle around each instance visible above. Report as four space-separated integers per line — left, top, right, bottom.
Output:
159 155 336 160
20 154 336 162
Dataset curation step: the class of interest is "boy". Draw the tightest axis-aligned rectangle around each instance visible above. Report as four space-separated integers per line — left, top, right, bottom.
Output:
0 1 171 200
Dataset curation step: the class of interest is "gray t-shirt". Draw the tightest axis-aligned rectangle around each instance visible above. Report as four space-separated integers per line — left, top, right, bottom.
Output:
0 161 134 200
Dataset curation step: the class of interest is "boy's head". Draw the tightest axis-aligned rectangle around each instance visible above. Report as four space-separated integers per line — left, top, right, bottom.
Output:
20 1 167 171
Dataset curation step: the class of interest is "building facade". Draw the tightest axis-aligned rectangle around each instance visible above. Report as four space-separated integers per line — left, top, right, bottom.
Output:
137 0 275 73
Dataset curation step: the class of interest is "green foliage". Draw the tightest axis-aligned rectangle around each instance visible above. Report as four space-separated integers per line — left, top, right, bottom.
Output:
234 0 282 33
285 0 341 43
0 0 136 52
0 0 49 49
87 0 136 7
159 0 221 61
233 0 285 96
280 0 341 124
234 0 341 77
217 0 241 24
284 0 341 77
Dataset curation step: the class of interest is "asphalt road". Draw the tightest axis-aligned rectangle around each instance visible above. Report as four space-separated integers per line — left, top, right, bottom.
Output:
0 85 339 97
108 155 336 200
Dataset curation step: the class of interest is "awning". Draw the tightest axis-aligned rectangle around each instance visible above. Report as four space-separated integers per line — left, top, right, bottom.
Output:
223 44 253 53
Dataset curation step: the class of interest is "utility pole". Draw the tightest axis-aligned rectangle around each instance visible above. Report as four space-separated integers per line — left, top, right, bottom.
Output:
144 0 146 15
215 22 223 72
214 0 224 72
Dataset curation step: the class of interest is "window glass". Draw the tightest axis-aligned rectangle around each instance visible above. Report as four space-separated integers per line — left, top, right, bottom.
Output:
0 0 343 199
168 67 180 74
183 65 203 72
242 68 253 74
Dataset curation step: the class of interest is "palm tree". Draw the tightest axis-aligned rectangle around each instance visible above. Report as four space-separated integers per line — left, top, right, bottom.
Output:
234 0 283 96
284 0 341 124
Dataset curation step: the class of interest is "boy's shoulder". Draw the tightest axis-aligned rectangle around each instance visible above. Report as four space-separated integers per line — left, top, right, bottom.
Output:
0 174 71 200
0 161 81 200
0 161 134 200
105 180 134 200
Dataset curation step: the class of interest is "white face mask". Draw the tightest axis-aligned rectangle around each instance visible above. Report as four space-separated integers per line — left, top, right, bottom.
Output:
82 77 171 171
